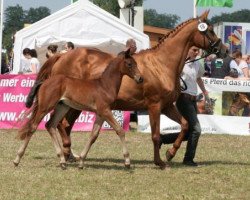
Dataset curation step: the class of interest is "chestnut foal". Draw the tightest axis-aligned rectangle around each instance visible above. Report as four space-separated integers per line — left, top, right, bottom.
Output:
14 49 143 169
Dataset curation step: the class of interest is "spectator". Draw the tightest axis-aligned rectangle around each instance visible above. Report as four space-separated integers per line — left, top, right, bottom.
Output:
65 41 74 51
209 43 233 79
61 41 75 53
224 50 249 80
1 53 10 74
242 54 250 76
118 38 137 56
203 54 216 77
22 48 40 74
47 44 58 58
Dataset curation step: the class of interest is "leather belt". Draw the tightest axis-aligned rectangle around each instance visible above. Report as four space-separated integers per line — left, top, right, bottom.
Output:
180 93 197 101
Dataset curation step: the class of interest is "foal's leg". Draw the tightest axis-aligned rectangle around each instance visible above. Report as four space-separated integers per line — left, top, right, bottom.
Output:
57 108 81 161
45 103 71 169
14 110 50 166
161 104 188 161
78 115 104 169
101 109 130 168
13 134 32 166
148 103 168 169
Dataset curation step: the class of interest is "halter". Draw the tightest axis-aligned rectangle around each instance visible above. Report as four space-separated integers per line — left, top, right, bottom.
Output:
185 20 222 64
198 19 222 56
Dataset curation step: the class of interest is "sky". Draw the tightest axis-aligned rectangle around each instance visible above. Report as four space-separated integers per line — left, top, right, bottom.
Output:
3 0 249 22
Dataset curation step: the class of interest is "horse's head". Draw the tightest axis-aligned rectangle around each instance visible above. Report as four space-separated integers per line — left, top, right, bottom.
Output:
235 93 250 106
119 49 143 84
192 10 228 58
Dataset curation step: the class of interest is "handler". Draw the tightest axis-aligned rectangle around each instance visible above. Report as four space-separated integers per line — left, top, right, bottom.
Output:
160 46 211 167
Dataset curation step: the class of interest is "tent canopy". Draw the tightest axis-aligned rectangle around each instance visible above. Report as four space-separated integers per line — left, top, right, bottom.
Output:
13 0 150 74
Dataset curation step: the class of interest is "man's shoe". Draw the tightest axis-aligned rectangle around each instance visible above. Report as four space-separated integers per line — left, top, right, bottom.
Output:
183 160 198 167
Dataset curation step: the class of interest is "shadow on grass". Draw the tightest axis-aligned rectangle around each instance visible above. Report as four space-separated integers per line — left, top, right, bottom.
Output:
64 157 154 171
169 160 250 168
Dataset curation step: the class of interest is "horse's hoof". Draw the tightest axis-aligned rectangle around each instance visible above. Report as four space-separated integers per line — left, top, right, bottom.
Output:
124 164 131 169
13 161 19 167
160 163 171 170
78 165 84 170
166 149 175 162
60 163 67 170
66 155 77 163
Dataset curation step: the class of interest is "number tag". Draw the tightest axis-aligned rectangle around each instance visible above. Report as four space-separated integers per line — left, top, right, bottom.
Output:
198 23 208 32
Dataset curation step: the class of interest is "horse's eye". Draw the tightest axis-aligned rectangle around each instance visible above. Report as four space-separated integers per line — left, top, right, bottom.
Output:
127 63 132 68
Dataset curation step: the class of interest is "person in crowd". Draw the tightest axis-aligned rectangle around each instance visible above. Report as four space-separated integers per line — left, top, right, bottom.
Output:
118 38 137 57
224 50 249 80
160 46 211 167
1 53 10 74
22 48 40 74
61 41 75 53
209 44 233 79
242 54 250 76
65 41 75 51
47 44 58 58
203 54 215 77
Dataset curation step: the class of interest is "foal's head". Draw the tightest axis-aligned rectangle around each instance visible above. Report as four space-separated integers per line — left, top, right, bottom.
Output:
119 49 143 84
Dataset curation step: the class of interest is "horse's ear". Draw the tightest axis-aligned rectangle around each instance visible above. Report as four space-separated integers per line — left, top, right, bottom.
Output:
199 10 210 21
124 48 131 58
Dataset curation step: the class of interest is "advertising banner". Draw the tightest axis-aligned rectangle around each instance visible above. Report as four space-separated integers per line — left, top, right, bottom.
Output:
138 78 250 136
224 25 242 52
0 74 130 131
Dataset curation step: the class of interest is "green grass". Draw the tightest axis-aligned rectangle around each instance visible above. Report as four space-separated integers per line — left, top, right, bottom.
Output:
1 129 250 200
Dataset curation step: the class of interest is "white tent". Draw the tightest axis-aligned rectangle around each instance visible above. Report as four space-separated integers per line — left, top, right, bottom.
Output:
12 0 150 74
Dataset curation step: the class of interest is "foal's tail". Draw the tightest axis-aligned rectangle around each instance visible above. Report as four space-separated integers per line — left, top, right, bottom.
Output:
25 54 62 108
17 98 40 140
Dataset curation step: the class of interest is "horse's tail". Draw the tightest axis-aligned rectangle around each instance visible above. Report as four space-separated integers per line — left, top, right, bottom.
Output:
25 54 62 108
37 53 62 81
17 98 39 140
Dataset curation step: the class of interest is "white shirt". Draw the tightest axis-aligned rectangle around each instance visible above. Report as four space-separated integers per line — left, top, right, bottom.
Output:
30 57 40 73
181 60 203 96
20 58 31 73
230 60 248 78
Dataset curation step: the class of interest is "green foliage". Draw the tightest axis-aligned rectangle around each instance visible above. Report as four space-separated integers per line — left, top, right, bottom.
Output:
211 9 250 24
25 7 51 24
144 9 180 28
3 5 51 51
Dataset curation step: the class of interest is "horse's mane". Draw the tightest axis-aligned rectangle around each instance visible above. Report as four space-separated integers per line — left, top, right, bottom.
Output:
137 17 197 55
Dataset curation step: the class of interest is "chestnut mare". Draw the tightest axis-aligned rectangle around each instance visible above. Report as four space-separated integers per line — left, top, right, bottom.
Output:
16 11 228 169
14 50 143 169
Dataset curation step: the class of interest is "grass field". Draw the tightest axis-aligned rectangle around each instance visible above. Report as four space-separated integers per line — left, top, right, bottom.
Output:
1 129 250 200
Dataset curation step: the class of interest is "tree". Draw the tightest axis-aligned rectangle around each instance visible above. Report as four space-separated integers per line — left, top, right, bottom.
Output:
144 9 180 28
210 9 250 24
3 5 25 51
25 7 51 24
3 5 51 51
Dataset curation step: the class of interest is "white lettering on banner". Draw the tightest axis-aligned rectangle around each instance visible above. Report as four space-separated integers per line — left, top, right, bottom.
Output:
0 112 17 121
3 93 27 102
20 78 35 87
0 79 19 87
76 112 95 123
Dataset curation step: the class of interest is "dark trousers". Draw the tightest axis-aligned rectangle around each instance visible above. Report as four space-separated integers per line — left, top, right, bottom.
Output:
161 94 201 161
